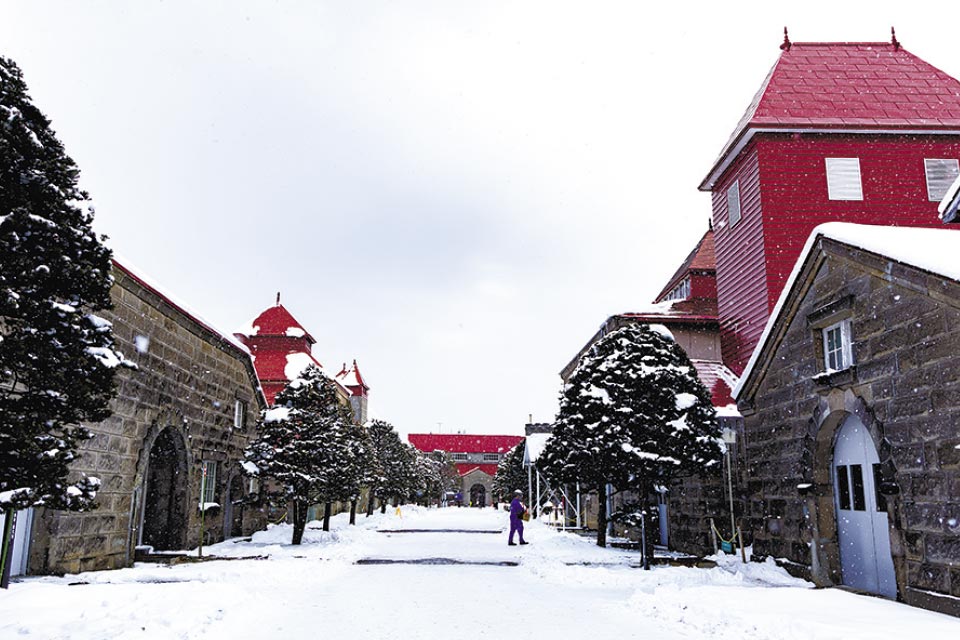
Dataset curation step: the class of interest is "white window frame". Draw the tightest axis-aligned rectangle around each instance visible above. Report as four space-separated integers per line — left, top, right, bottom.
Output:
201 460 218 504
825 158 863 201
451 453 469 462
482 453 500 463
234 400 247 430
924 158 960 202
822 319 854 372
664 276 691 302
726 180 742 227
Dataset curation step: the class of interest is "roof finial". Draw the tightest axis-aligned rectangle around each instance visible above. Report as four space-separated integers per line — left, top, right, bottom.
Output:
891 26 900 50
780 26 791 51
275 291 281 306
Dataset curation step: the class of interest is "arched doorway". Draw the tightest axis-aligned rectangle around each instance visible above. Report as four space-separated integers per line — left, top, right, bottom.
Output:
223 474 245 538
141 428 187 551
832 414 897 598
469 483 486 507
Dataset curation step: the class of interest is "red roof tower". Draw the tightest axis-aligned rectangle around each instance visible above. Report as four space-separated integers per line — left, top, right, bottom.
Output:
700 34 960 373
336 360 370 424
235 297 333 405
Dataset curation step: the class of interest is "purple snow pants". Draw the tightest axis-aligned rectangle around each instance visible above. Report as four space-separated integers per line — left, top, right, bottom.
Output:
509 516 525 544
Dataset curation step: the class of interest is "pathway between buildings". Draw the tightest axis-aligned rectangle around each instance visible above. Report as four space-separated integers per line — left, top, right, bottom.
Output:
2 506 957 639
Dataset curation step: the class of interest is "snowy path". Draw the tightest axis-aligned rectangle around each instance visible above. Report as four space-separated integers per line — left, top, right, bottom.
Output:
2 507 958 639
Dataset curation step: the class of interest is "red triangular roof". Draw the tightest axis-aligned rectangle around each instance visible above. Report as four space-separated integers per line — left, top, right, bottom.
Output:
248 304 315 343
701 41 960 189
655 229 716 302
335 359 369 393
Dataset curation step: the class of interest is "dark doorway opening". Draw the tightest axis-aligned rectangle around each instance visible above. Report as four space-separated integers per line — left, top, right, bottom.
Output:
469 483 486 507
142 428 187 551
225 474 245 538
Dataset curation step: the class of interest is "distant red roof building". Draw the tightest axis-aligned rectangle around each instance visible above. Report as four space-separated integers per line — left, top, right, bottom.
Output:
408 434 524 456
701 37 960 373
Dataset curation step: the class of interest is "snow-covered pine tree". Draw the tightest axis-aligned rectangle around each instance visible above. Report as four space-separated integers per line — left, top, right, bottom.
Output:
364 419 404 516
539 324 722 547
492 442 527 503
243 364 358 544
0 57 124 521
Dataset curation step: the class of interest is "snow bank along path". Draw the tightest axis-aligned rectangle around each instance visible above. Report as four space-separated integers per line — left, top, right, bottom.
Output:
2 507 957 639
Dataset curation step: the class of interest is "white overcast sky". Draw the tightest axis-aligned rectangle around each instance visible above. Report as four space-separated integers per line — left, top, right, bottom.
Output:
3 2 957 437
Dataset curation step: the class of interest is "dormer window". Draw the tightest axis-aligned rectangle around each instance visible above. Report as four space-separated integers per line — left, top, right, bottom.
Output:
451 453 469 462
924 158 960 201
826 158 863 201
726 180 741 227
664 276 691 302
822 319 853 372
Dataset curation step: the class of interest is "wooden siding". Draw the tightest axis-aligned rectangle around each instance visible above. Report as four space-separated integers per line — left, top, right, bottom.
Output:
756 134 960 313
712 146 767 374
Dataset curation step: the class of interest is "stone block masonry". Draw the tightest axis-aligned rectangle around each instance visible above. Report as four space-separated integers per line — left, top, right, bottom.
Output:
26 264 267 575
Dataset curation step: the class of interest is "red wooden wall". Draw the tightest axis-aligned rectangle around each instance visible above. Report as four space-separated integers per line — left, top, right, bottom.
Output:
712 133 960 374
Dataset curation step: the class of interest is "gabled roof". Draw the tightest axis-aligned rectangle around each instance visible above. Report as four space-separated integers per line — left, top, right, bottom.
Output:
408 434 524 455
655 229 716 302
245 303 316 343
456 464 499 478
110 256 266 408
735 222 960 400
701 40 960 190
336 359 369 392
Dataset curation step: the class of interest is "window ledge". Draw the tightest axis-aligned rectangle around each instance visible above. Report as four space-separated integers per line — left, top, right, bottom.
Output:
813 366 858 392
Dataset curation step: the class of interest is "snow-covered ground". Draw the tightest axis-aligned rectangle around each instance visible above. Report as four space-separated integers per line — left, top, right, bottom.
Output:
2 507 957 639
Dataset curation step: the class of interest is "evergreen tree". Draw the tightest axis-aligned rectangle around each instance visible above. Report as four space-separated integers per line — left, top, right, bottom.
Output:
0 56 125 517
243 365 359 544
492 442 527 503
539 324 722 547
364 419 405 516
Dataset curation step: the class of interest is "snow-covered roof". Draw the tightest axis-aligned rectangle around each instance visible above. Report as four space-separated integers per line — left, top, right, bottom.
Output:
335 359 369 392
408 434 524 455
112 255 250 356
244 303 316 343
524 433 550 465
734 222 960 398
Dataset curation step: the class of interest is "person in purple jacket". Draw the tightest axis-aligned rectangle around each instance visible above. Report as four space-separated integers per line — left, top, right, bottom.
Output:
508 490 528 546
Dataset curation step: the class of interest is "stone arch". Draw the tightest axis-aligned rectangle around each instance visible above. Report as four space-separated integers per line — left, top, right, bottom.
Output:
136 423 190 551
807 390 904 594
469 483 487 507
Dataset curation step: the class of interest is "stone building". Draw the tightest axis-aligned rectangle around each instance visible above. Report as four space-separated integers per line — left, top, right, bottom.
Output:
407 433 524 506
733 223 960 616
16 259 267 575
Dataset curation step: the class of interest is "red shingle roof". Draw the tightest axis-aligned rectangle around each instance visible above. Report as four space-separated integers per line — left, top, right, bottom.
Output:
655 229 716 302
456 464 500 477
249 304 315 343
408 434 524 455
702 41 960 189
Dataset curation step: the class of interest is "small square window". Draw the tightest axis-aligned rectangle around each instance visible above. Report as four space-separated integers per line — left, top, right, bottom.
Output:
826 158 863 201
822 319 854 372
201 461 218 504
924 158 960 201
726 180 741 227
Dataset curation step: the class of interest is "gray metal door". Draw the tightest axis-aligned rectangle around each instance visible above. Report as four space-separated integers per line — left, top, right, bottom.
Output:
832 415 897 598
2 508 34 576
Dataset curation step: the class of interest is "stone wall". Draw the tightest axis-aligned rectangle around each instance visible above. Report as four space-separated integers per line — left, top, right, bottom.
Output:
739 240 960 616
27 265 266 575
